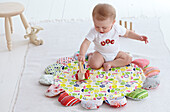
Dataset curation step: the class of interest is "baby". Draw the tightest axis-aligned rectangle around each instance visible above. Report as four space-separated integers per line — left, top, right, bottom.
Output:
78 3 148 71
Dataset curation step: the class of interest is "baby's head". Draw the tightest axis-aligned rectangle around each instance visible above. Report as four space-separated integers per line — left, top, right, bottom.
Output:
92 4 116 33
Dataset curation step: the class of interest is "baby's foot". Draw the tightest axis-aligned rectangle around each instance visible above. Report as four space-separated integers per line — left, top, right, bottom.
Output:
103 63 111 72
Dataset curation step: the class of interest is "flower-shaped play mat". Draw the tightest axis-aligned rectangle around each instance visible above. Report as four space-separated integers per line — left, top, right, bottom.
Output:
46 57 146 101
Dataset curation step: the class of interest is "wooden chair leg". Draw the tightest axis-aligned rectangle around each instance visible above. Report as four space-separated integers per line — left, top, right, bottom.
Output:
5 17 12 51
130 22 132 31
125 21 127 29
9 17 13 34
119 20 122 26
20 13 30 34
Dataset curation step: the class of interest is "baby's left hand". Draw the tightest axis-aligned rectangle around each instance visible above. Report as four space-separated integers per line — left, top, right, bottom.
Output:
140 36 149 44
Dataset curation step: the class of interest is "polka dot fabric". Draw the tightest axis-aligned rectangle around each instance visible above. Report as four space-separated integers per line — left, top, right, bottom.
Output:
44 57 147 109
53 57 146 101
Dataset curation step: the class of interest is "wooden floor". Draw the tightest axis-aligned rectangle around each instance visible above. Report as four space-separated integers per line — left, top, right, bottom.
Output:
0 0 170 112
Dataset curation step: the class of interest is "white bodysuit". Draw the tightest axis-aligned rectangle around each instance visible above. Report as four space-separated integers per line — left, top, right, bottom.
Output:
86 23 126 62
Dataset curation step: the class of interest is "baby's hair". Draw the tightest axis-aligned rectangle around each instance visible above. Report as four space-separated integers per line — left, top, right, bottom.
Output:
92 3 116 21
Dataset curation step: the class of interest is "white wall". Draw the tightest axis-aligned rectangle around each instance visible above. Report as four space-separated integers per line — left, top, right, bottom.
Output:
0 0 170 48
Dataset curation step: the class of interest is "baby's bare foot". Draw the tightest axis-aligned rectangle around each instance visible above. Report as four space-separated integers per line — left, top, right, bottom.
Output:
103 63 111 72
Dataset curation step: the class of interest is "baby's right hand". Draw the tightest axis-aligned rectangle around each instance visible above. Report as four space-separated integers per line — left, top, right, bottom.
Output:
78 54 85 62
140 36 149 44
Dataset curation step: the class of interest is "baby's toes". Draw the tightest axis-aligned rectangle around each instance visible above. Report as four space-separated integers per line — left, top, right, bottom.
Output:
103 63 111 72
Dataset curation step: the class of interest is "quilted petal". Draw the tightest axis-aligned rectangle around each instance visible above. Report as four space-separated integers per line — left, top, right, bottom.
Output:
105 96 127 108
132 59 150 69
45 84 65 97
81 99 103 109
58 92 81 106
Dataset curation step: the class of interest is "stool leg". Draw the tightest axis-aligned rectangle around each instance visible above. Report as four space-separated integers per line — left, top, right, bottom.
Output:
5 17 12 51
9 17 13 34
20 13 30 34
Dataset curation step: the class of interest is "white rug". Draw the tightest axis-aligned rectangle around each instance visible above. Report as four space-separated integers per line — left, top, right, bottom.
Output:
14 18 170 112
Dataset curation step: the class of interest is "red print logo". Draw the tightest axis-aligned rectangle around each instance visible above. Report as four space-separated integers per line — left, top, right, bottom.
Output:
101 39 114 46
106 39 110 44
101 41 106 46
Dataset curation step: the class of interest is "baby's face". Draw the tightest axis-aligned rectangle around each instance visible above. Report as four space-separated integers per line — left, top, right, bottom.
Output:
93 18 115 34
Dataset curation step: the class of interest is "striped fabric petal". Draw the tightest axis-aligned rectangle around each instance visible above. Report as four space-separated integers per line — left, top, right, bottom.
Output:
58 92 81 106
126 88 148 100
143 67 160 78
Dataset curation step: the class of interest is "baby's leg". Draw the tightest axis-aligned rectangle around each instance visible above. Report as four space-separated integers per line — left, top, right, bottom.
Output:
88 51 104 69
103 51 132 71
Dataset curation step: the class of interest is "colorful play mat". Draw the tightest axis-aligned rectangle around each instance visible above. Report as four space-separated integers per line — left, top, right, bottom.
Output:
45 57 146 101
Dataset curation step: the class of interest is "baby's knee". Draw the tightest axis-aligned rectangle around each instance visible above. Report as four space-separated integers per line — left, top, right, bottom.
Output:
88 59 103 69
88 52 104 69
90 64 101 69
88 61 102 69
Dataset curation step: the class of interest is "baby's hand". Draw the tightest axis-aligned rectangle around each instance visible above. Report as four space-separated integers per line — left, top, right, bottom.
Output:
78 54 85 62
140 36 149 44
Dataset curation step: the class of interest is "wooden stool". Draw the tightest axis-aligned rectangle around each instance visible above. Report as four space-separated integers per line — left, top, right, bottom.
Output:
0 2 30 51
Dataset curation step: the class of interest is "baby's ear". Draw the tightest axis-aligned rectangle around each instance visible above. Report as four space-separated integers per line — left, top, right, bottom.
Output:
112 19 116 24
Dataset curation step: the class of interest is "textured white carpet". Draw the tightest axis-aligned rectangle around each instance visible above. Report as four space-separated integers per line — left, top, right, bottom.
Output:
14 18 170 112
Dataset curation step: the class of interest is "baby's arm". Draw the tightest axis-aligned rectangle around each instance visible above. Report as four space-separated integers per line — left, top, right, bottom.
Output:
122 30 149 44
78 38 91 62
